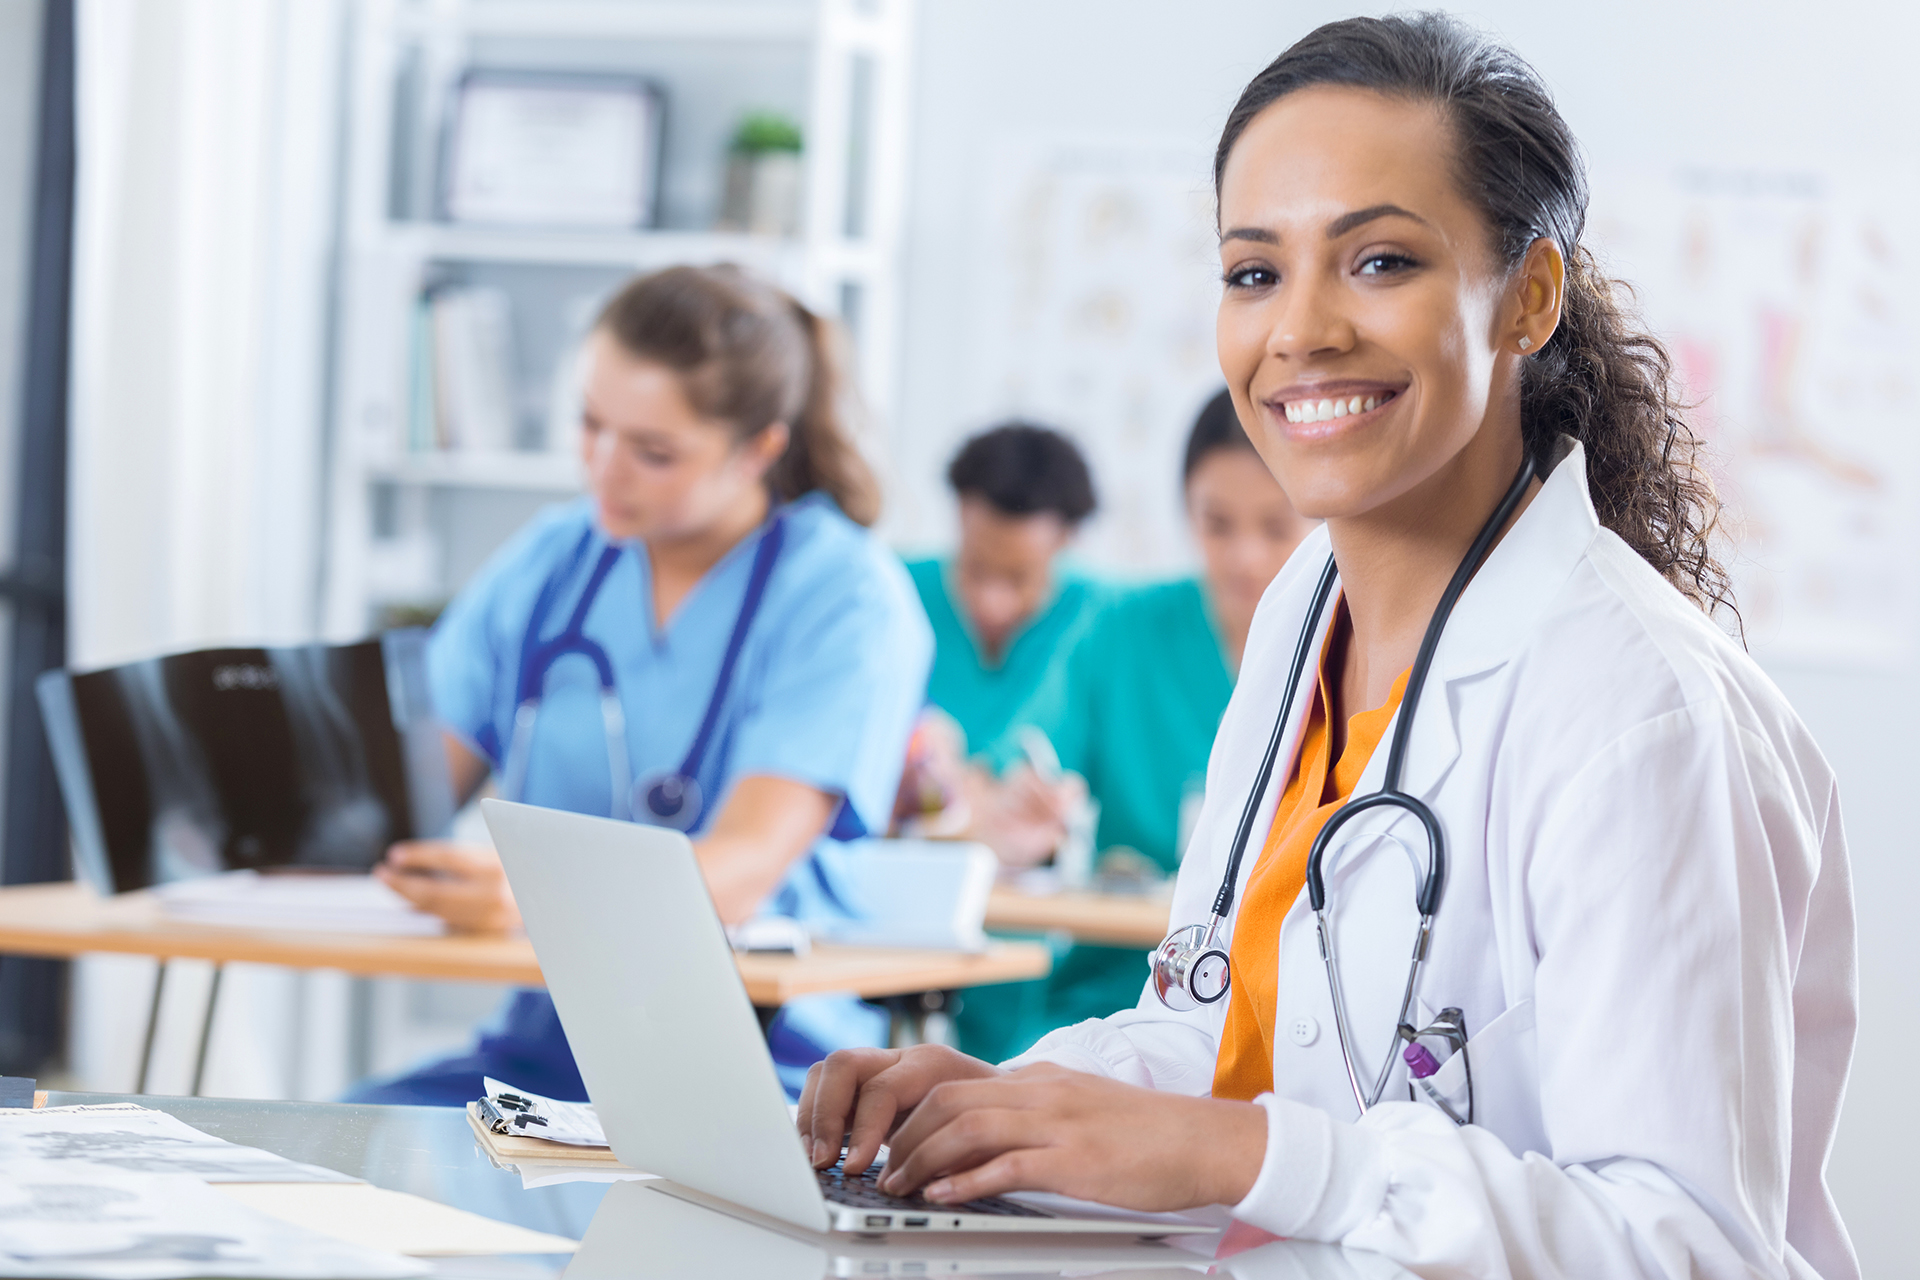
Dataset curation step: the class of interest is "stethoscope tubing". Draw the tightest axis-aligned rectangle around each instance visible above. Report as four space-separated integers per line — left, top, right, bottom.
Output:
1304 455 1538 918
1208 556 1341 929
501 512 786 830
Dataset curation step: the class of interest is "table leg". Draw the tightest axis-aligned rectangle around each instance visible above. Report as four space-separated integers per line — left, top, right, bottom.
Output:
135 960 169 1095
190 964 224 1097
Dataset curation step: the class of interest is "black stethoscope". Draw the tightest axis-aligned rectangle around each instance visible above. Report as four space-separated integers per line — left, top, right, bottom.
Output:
1151 454 1536 1116
500 513 787 831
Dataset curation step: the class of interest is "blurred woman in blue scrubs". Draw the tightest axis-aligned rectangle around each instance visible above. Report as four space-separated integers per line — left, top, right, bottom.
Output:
349 265 932 1104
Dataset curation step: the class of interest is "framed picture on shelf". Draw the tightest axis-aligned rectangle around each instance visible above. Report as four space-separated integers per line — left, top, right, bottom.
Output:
439 69 666 229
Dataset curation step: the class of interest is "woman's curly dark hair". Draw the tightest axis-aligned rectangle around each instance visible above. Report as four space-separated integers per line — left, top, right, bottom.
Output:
1216 12 1734 618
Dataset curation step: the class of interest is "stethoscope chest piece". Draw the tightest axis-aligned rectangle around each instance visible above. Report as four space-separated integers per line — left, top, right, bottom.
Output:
635 772 703 832
1151 924 1231 1011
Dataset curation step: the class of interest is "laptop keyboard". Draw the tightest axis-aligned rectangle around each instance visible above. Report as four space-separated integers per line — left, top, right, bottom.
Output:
818 1158 1053 1219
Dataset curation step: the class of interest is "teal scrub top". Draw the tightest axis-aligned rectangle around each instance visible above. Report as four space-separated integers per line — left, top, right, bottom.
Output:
1003 577 1234 870
902 557 1105 756
960 577 1234 1061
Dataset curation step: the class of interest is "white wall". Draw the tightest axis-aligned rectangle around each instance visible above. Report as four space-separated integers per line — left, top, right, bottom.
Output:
896 1 1920 1272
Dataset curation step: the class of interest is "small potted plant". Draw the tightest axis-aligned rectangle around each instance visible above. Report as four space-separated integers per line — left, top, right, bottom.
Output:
718 111 803 237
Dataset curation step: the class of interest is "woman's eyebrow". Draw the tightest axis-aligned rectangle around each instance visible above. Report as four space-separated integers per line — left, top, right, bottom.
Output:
1219 204 1431 246
1219 226 1278 246
1325 204 1429 238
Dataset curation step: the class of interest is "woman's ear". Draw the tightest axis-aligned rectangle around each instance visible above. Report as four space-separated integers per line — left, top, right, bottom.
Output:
739 421 792 477
1508 236 1565 355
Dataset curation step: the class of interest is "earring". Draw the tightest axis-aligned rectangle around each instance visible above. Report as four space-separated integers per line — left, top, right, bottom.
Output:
1517 336 1533 352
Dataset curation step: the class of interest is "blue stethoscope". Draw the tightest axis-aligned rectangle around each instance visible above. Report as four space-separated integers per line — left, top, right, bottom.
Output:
1152 454 1534 1119
499 513 787 831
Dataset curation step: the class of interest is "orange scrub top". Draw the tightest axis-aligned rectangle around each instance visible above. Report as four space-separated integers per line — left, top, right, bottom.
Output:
1212 605 1409 1102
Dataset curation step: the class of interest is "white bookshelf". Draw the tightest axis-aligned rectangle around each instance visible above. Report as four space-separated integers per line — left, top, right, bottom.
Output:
322 0 916 635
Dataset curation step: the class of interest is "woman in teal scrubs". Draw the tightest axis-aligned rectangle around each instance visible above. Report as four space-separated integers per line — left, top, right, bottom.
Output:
975 389 1311 1055
350 265 932 1104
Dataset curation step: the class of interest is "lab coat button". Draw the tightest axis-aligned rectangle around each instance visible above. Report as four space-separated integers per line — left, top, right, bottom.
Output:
1289 1016 1319 1046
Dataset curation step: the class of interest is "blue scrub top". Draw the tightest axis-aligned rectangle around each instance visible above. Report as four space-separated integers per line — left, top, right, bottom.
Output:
358 492 932 1103
433 492 931 921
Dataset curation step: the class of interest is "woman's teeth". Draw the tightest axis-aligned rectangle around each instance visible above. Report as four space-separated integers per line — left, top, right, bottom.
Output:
1283 394 1384 424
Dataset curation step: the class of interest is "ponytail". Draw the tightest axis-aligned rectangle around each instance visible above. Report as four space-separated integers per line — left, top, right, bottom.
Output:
769 301 881 525
1520 248 1732 615
1216 13 1735 619
595 264 883 527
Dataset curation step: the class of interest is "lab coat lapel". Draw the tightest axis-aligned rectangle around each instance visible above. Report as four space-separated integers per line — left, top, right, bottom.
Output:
1392 437 1601 806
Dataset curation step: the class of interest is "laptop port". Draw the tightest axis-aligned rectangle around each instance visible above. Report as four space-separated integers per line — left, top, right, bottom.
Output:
864 1215 891 1228
902 1216 929 1228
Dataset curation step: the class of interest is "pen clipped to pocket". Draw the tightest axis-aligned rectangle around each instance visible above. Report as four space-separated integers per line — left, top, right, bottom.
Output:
1400 1007 1473 1126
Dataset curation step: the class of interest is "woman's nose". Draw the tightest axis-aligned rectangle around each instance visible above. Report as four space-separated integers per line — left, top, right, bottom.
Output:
1267 272 1355 360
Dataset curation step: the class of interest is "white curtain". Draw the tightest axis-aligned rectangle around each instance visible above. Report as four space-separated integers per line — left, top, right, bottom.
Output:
67 0 350 1097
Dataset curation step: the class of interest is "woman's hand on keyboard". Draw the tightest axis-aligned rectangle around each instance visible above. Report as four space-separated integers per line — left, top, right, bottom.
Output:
872 1062 1267 1213
798 1045 1002 1177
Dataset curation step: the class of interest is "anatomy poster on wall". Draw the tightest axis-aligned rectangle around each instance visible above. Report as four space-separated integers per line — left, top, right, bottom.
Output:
976 141 1225 572
1588 171 1920 665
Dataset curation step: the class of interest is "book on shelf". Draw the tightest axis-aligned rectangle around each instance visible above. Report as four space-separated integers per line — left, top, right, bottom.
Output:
409 284 518 455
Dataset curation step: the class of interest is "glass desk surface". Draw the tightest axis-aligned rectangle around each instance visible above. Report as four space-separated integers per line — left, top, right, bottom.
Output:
43 1091 1415 1280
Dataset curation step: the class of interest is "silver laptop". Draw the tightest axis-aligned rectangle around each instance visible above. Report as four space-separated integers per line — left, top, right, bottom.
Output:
482 799 1212 1237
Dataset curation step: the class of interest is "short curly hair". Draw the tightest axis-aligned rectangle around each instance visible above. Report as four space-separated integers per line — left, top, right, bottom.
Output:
946 422 1098 525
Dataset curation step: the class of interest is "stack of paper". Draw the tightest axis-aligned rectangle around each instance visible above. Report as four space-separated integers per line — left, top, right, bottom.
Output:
155 871 446 937
0 1170 425 1280
0 1104 360 1184
0 1104 578 1278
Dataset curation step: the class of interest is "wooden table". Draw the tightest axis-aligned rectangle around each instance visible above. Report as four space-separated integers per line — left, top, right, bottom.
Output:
0 882 1050 1091
983 885 1172 950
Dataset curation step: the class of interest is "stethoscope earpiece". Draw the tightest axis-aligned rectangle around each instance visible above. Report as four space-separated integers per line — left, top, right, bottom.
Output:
1152 454 1535 1122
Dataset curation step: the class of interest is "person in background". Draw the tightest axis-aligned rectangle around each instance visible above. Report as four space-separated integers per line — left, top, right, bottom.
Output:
906 424 1102 751
902 423 1106 861
957 390 1313 1061
350 264 931 1104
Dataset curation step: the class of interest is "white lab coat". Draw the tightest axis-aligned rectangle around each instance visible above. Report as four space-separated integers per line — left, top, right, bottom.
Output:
1006 438 1857 1279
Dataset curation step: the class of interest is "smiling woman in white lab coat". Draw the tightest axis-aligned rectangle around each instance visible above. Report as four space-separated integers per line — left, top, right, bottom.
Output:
798 15 1857 1279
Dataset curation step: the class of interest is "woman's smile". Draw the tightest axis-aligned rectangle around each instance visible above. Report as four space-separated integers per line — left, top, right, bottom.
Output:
1263 383 1405 441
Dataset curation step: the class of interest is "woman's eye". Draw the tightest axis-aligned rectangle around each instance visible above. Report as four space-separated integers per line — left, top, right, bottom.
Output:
1222 264 1277 290
1357 252 1418 276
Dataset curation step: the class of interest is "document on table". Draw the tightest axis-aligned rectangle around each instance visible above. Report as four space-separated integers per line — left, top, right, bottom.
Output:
154 871 447 937
0 1170 424 1279
480 1077 607 1146
471 1080 653 1189
0 1106 355 1183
